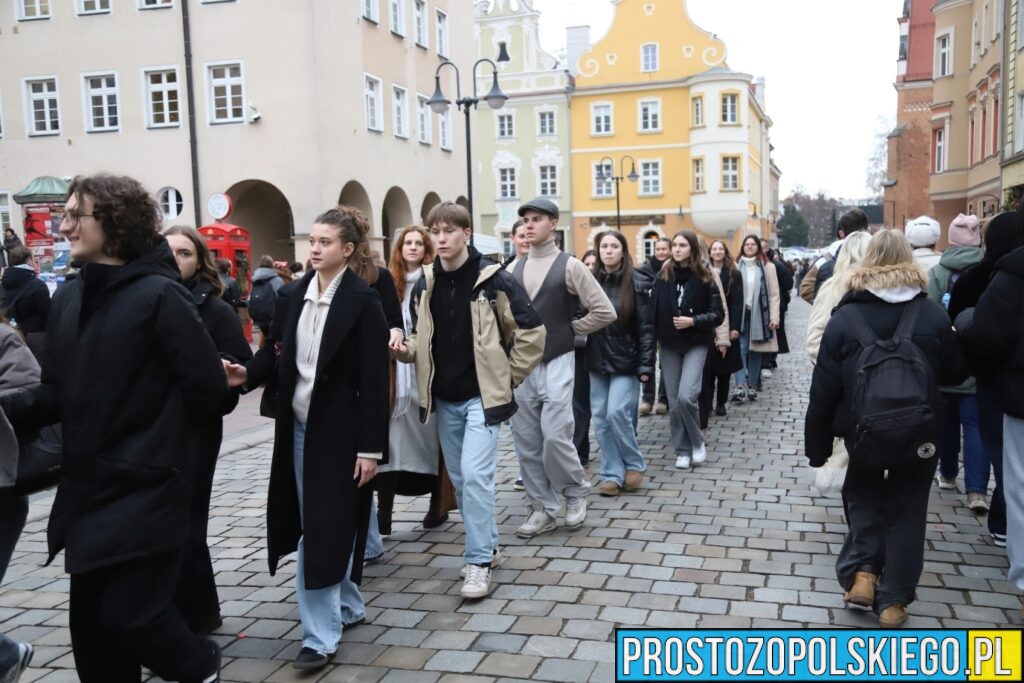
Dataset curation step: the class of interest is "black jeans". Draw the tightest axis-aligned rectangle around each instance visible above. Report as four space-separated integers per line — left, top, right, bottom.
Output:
837 447 937 612
71 550 215 683
698 364 730 430
572 346 590 463
977 382 1006 536
641 360 668 406
173 421 223 631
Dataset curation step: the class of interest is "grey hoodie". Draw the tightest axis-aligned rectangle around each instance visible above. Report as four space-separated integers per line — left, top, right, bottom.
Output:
251 266 284 292
0 325 40 487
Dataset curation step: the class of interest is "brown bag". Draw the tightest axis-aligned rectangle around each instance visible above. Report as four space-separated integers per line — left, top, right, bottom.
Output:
430 451 458 516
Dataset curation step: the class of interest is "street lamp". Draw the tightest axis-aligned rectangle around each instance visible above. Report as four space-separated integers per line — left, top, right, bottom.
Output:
595 155 638 230
428 51 510 246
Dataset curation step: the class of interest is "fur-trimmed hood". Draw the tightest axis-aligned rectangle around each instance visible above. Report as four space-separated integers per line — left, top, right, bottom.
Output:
844 262 928 293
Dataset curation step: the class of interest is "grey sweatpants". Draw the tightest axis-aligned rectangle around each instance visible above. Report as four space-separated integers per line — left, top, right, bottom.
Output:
1004 415 1024 592
511 351 591 517
661 346 708 457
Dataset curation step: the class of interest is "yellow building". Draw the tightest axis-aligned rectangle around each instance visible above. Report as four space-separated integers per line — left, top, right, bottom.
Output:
568 0 779 260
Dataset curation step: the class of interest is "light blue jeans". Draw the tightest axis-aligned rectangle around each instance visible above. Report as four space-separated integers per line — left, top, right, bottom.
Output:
591 372 646 486
293 421 364 655
364 496 385 560
435 398 500 566
734 324 763 388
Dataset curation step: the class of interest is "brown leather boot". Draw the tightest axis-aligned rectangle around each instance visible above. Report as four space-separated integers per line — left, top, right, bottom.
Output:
843 571 878 608
878 604 908 628
624 470 644 491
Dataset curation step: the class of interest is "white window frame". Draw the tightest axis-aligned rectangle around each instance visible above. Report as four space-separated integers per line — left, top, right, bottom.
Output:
935 127 947 173
157 186 184 220
82 71 120 133
1016 93 1024 154
995 0 1003 38
138 0 174 9
77 0 111 15
641 43 659 73
935 30 954 78
693 158 704 192
983 1 989 43
639 159 662 196
362 0 379 22
593 161 614 198
638 98 661 133
205 60 245 125
496 112 514 139
439 107 452 150
0 191 11 235
591 102 613 135
498 167 517 199
416 93 431 144
436 9 449 58
16 0 50 19
538 109 556 137
721 93 738 124
0 90 4 139
389 0 405 36
364 73 383 132
693 95 704 126
641 231 661 260
538 165 558 197
413 0 428 47
392 85 409 139
722 156 740 190
142 66 181 129
971 19 978 67
22 76 61 137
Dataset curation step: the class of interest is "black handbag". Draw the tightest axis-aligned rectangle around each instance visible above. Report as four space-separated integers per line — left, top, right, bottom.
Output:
1 424 62 500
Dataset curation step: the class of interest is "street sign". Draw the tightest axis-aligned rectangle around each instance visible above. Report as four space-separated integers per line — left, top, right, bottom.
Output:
208 193 233 221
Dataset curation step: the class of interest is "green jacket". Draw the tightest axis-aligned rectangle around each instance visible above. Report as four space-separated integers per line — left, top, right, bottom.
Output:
927 246 983 394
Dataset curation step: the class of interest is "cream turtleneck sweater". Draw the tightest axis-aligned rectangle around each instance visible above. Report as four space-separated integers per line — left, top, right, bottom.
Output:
520 238 616 336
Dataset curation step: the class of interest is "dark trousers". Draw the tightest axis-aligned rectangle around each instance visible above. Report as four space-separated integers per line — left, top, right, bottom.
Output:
977 382 1006 536
698 365 730 430
641 370 668 406
173 421 223 631
837 448 937 612
71 550 215 683
572 347 590 463
0 496 28 586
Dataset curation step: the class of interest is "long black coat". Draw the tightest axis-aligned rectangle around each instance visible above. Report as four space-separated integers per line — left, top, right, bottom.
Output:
958 246 1024 418
709 266 744 375
245 269 389 589
805 280 967 467
0 242 228 573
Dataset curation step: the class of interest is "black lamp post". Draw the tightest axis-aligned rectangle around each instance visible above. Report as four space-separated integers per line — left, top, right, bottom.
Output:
427 46 511 247
595 155 638 231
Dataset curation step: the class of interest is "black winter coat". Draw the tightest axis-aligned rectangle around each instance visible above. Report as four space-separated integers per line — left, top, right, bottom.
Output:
773 257 794 311
0 242 229 573
709 267 744 375
245 269 389 589
805 278 968 467
652 265 725 353
188 278 253 416
370 265 403 331
957 246 1024 418
586 269 656 378
1 266 50 334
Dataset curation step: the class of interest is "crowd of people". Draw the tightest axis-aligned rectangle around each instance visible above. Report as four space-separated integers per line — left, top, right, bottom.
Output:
0 173 1021 680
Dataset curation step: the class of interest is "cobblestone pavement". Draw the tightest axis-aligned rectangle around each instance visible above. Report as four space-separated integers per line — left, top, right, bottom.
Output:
3 300 1019 682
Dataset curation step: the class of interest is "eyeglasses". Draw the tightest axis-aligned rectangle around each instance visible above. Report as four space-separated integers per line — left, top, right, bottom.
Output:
61 212 94 228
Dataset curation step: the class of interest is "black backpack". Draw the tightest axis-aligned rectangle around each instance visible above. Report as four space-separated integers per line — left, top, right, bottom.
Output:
248 279 275 326
846 298 940 468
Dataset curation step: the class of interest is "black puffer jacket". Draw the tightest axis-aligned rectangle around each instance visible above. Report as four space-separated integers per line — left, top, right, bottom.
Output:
652 264 725 353
1 266 50 334
586 268 656 378
804 263 968 467
957 245 1024 418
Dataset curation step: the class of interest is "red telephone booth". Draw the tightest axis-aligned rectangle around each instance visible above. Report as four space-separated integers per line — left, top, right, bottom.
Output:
200 223 253 341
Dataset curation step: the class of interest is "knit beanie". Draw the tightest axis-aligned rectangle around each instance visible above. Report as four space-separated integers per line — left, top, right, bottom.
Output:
947 214 981 247
905 216 941 248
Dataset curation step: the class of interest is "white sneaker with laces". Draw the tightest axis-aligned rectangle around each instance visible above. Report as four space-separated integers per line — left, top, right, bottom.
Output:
461 564 491 599
516 510 556 538
460 548 504 577
675 455 691 470
761 369 773 379
565 497 588 529
692 442 707 465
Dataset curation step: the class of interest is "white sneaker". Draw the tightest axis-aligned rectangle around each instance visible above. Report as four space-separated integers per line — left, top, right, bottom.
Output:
761 369 773 379
675 455 691 470
935 474 957 490
460 548 504 577
565 497 588 529
692 442 707 465
516 510 556 538
461 564 491 599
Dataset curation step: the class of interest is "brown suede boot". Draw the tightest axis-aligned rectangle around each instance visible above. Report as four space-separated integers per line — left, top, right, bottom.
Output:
623 471 644 491
878 604 908 628
843 571 878 608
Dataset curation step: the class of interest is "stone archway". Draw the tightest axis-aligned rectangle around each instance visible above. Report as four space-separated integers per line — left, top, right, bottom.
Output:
338 180 374 227
382 187 413 259
420 191 442 223
225 179 294 268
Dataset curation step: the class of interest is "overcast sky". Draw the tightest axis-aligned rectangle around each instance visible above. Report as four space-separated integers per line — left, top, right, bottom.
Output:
530 0 901 201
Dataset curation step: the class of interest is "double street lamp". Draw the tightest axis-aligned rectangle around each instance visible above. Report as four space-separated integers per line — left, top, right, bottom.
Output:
595 155 638 231
427 44 511 246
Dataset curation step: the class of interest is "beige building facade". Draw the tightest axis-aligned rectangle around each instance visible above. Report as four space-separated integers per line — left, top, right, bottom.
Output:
0 0 473 267
930 0 1003 235
1002 0 1024 204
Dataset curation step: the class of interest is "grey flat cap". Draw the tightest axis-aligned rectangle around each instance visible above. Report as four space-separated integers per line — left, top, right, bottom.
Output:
517 198 559 220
